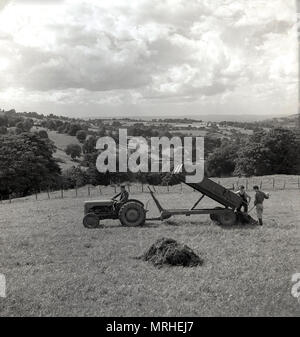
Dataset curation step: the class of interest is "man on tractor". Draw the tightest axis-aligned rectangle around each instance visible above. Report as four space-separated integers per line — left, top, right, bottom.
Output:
112 185 129 212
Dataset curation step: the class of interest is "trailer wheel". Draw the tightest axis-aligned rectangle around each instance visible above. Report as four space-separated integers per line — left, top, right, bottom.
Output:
119 201 145 227
83 213 100 229
218 210 237 226
210 207 223 221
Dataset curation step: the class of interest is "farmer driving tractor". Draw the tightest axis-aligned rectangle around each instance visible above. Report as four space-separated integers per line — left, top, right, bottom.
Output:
112 185 129 212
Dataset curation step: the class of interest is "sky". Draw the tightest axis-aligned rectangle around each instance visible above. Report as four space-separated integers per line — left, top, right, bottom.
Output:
0 0 298 119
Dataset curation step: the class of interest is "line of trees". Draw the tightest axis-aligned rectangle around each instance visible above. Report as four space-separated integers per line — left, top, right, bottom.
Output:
206 128 299 177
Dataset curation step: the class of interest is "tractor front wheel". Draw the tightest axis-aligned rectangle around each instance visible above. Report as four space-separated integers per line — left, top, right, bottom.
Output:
83 213 100 229
118 201 145 227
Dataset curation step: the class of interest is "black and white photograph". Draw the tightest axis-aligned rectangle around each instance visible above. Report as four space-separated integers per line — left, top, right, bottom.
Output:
0 0 299 322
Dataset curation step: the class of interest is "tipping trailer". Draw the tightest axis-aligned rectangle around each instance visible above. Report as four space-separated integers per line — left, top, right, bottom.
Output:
147 167 245 226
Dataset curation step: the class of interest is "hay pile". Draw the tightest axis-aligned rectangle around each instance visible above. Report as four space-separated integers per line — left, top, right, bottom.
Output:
139 238 203 267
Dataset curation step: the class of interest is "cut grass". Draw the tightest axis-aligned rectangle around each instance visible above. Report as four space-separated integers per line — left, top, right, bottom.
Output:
0 186 299 316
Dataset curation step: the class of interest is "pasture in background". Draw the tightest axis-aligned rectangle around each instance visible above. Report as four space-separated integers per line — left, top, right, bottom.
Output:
2 174 300 205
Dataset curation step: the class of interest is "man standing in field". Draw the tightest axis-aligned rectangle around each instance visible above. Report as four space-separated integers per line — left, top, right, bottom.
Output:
253 185 269 226
235 185 251 213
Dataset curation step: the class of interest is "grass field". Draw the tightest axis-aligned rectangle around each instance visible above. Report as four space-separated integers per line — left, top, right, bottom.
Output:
47 130 83 171
0 181 299 317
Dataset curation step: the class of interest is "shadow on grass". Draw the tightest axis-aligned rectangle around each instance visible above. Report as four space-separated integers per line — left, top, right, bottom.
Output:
214 221 258 230
162 219 212 227
161 218 259 230
141 222 160 228
96 221 160 229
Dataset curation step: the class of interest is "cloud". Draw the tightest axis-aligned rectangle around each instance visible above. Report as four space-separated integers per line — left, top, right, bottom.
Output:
0 0 10 11
13 0 64 3
0 0 297 117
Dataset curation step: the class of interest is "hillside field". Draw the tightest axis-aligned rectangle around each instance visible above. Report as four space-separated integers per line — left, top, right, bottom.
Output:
0 179 299 316
31 127 82 171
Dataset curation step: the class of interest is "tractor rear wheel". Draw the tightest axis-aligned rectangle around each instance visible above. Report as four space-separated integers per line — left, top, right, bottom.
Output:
218 210 237 226
83 213 100 229
118 201 145 227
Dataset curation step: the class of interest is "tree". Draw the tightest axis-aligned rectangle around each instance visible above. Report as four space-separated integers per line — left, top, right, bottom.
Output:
112 120 122 127
57 125 65 133
0 115 8 127
61 166 88 188
86 165 110 185
98 126 106 137
16 121 24 131
15 127 23 135
0 133 61 199
234 128 299 176
68 123 82 136
204 137 221 159
65 144 82 160
0 126 7 134
22 118 34 132
206 143 239 177
82 135 97 154
76 130 87 143
46 119 57 130
38 130 48 139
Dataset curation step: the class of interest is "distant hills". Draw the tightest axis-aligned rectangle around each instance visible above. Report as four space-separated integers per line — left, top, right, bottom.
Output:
85 113 290 123
2 107 298 127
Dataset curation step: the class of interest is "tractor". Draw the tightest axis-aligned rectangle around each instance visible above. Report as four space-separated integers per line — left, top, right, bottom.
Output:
83 197 146 228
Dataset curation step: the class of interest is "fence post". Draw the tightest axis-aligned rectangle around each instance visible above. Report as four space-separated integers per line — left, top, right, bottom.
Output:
35 191 38 200
246 179 248 191
283 181 286 190
273 178 275 190
98 186 102 195
88 186 91 197
141 183 144 193
47 187 50 200
61 187 64 199
167 183 169 193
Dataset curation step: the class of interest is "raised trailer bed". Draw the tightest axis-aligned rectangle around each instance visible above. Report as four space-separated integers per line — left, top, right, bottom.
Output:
146 173 245 226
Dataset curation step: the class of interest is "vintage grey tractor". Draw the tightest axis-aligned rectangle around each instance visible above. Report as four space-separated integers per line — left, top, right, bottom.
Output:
83 198 146 228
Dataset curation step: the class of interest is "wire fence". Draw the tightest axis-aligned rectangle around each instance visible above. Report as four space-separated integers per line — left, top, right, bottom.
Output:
1 175 300 205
